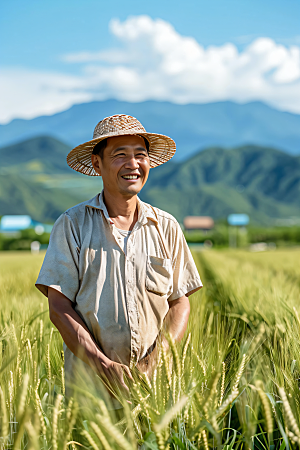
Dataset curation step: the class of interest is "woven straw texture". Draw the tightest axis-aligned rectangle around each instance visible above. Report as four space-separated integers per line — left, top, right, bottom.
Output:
66 114 176 176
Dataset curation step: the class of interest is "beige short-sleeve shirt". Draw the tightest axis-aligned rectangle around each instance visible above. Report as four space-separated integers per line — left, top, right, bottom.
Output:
36 191 202 371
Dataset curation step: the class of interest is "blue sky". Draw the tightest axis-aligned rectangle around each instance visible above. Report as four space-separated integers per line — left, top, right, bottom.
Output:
1 0 300 122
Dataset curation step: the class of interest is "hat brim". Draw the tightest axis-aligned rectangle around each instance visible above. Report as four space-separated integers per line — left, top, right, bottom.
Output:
66 131 176 176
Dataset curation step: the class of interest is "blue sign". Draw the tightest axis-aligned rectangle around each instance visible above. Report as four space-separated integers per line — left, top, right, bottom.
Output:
227 214 249 226
0 215 32 231
0 215 53 233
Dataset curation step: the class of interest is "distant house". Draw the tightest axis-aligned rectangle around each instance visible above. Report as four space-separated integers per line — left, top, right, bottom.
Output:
0 215 53 234
184 216 214 231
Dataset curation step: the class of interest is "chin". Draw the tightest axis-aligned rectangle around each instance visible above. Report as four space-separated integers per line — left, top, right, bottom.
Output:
121 185 143 196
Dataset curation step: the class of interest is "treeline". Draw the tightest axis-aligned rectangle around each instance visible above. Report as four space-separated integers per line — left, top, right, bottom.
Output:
1 225 300 251
0 228 51 251
184 225 300 247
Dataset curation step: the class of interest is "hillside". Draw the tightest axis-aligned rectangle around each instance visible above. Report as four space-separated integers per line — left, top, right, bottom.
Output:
141 145 300 223
0 136 72 175
0 136 102 222
1 100 300 160
0 136 299 224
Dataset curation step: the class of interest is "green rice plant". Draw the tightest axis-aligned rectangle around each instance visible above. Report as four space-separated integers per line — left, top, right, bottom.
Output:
1 249 300 448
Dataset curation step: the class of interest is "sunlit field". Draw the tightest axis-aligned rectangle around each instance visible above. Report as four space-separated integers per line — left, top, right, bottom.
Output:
1 248 300 449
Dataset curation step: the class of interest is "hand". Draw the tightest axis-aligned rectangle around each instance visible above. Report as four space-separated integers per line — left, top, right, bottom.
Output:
98 358 133 392
136 345 159 378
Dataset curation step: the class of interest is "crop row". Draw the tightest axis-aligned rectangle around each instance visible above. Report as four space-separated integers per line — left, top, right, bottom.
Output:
1 250 300 448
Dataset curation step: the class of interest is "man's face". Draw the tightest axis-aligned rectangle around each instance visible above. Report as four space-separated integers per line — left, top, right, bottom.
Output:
91 135 150 197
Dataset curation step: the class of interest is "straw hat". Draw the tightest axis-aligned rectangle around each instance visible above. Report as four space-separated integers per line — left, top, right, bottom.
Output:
67 114 176 176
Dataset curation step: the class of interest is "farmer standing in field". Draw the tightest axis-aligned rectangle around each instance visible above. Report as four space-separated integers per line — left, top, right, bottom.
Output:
35 114 202 400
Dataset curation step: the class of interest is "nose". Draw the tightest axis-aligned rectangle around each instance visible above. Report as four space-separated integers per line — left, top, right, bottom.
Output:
124 154 140 169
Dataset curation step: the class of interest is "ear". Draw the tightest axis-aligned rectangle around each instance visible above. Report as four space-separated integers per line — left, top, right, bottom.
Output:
91 154 102 176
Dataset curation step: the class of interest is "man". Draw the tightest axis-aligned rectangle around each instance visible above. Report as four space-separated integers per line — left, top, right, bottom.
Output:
36 114 202 396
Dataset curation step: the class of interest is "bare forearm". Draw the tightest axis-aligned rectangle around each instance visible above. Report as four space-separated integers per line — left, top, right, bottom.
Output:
137 296 190 375
50 306 109 372
48 288 109 374
48 288 133 390
163 295 190 345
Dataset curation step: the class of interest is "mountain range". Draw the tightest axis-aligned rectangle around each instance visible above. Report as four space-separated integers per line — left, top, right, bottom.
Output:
1 100 300 160
1 136 299 225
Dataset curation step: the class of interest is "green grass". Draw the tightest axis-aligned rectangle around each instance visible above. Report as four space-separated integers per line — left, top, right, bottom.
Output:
1 249 300 449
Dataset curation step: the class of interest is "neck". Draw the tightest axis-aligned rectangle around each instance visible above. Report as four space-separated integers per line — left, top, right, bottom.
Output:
102 188 138 230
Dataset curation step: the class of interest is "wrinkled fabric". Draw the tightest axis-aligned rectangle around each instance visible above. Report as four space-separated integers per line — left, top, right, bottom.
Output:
36 191 202 373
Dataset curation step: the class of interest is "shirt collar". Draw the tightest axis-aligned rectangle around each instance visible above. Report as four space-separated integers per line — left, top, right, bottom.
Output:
85 191 113 223
85 190 158 225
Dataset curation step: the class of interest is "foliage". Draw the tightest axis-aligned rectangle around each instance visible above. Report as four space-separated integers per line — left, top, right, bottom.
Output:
184 225 300 248
2 223 300 252
1 134 300 223
1 250 300 448
0 229 51 251
248 226 300 246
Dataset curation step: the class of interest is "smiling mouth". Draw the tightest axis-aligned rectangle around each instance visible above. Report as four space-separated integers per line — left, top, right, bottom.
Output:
121 174 140 180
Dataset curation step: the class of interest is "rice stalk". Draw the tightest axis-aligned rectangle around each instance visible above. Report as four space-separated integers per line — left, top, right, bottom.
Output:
219 362 226 406
153 395 188 432
81 429 100 450
17 373 29 419
287 430 300 444
0 385 8 439
52 393 63 450
95 413 135 450
90 421 111 450
202 430 209 450
63 399 78 450
232 354 246 394
8 370 14 417
279 387 300 439
155 432 165 450
203 372 220 420
39 319 43 343
255 381 273 435
168 336 181 381
61 365 65 395
46 344 51 380
194 352 206 376
25 420 39 450
26 338 33 368
161 346 171 388
34 383 46 437
181 333 191 371
33 360 37 387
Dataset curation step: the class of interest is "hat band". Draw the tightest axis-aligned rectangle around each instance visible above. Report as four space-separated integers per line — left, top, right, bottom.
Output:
93 126 146 140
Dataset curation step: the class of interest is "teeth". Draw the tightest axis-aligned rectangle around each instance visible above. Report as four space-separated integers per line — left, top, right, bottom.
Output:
123 175 138 179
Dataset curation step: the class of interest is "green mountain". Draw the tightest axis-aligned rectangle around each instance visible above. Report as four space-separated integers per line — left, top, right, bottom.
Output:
0 137 299 224
141 145 300 223
0 136 102 222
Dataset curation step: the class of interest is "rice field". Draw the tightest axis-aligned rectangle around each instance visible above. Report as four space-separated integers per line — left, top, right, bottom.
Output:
1 248 300 449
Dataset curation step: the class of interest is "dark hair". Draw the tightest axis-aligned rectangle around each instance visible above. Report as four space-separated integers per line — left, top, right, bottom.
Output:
92 136 149 159
92 138 107 159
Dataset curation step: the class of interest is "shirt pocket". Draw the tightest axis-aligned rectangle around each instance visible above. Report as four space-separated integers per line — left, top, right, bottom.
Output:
146 256 173 296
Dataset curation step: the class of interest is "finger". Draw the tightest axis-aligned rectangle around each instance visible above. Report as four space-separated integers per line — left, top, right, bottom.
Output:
119 373 129 392
123 366 134 381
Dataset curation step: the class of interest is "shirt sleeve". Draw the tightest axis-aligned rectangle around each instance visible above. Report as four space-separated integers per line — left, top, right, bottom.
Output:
168 222 203 301
35 212 80 302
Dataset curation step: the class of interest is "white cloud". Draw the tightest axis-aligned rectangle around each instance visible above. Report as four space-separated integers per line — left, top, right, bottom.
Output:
1 15 300 123
0 68 94 123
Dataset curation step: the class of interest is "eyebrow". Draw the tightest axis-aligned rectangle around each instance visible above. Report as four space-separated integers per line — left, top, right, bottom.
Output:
112 146 148 154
